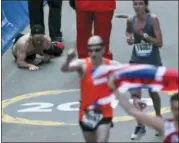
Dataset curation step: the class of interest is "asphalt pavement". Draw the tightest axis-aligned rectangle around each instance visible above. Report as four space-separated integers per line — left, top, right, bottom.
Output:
2 1 178 142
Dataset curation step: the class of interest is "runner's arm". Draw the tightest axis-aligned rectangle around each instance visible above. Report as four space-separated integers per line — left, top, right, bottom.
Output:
126 17 133 35
144 14 163 48
113 89 164 133
126 17 134 45
61 58 83 72
16 44 33 68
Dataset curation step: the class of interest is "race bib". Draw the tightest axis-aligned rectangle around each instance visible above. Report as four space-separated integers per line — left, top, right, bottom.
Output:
81 110 103 129
134 40 153 57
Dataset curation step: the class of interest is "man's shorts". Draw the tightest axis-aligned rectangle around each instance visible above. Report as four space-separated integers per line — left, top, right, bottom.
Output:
79 117 113 132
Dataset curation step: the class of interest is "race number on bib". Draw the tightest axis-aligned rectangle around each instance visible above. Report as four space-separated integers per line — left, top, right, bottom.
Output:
134 40 153 57
81 110 103 129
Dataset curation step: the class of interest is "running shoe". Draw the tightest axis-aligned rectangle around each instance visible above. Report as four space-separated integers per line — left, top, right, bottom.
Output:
130 125 146 140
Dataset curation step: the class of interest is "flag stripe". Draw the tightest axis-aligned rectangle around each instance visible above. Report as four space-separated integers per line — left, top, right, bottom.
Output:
87 64 178 109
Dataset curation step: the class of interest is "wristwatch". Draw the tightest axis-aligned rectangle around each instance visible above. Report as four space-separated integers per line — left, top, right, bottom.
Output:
143 33 149 39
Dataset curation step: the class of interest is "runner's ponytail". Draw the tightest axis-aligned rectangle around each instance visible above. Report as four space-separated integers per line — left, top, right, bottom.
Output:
145 7 150 13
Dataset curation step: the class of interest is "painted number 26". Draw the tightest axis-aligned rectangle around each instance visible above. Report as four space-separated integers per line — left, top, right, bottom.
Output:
17 98 153 113
17 102 80 112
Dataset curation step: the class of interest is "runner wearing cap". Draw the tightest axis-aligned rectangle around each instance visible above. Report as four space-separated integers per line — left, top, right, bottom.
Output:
12 24 64 71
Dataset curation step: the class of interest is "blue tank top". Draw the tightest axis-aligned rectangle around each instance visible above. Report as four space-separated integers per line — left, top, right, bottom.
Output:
130 13 162 66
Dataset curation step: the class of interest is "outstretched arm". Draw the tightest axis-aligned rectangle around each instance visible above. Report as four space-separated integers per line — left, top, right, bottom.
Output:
107 75 164 133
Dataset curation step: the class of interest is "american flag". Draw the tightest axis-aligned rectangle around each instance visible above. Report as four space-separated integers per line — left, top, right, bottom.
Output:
87 64 178 110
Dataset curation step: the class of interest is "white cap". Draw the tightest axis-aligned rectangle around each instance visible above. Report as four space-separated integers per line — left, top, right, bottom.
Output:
87 35 104 46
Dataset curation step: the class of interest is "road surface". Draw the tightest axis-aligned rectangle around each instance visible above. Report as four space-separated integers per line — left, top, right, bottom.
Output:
2 1 178 142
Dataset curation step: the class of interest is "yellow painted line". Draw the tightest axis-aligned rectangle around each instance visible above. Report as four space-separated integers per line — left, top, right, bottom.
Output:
2 89 173 126
166 91 178 95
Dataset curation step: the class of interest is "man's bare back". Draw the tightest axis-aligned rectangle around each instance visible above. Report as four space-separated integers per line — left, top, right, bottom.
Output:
13 33 50 56
12 33 51 71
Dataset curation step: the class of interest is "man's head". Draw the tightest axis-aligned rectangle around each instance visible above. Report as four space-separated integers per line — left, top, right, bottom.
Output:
31 24 45 46
87 35 105 60
170 93 179 122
